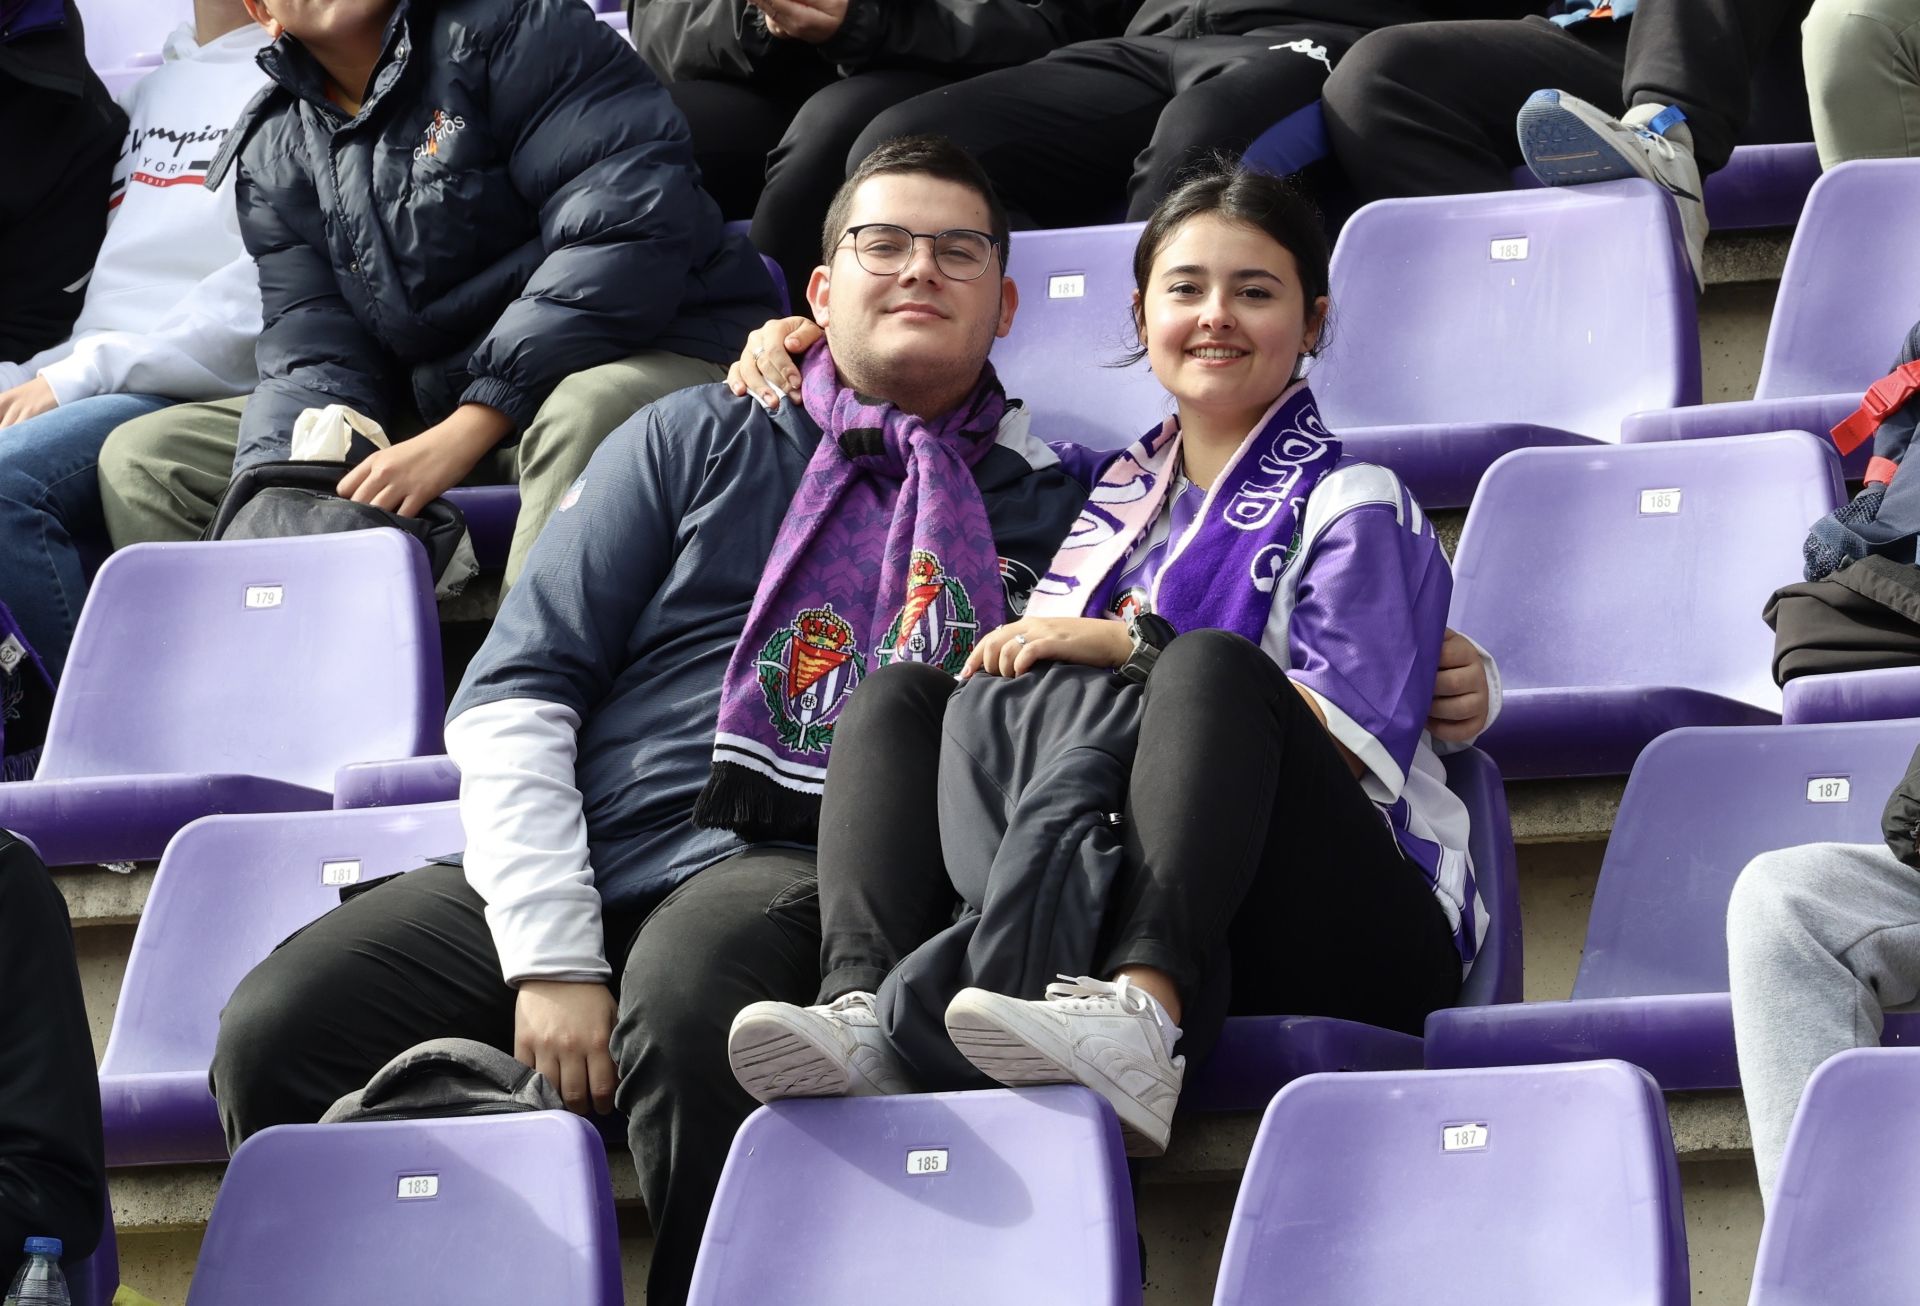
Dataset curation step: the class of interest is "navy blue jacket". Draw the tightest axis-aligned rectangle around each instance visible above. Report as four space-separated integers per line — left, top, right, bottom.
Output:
207 0 776 468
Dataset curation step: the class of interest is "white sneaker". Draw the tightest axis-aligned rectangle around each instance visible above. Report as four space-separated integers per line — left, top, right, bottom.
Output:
944 975 1185 1156
1517 90 1708 289
727 992 913 1104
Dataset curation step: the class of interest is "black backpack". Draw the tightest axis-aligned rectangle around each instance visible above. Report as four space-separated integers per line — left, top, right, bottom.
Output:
206 460 477 595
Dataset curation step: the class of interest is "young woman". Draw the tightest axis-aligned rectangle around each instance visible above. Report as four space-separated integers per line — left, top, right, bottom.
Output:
721 163 1485 1155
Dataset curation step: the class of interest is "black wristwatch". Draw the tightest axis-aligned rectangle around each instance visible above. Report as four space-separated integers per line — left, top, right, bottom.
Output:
1113 612 1176 686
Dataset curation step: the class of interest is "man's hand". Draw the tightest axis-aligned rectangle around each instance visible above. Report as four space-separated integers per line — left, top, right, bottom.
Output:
514 979 619 1116
0 376 58 429
337 402 510 516
751 0 849 43
1428 628 1491 744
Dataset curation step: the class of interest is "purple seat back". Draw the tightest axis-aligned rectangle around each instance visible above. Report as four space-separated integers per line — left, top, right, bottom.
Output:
996 223 1172 451
66 1213 116 1306
1755 159 1920 403
1451 431 1841 713
1312 180 1699 441
1575 720 1916 1000
75 0 186 78
188 1114 620 1305
1449 747 1522 1007
689 1087 1142 1306
38 534 443 792
1214 1061 1687 1306
1750 1048 1920 1305
98 803 463 1166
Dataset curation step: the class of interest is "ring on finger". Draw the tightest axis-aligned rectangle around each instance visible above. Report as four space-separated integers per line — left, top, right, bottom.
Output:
752 344 767 358
1014 633 1028 645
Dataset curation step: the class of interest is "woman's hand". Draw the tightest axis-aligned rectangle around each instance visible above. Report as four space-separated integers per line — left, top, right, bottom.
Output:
0 376 58 429
727 315 821 410
961 617 1134 681
1427 628 1491 743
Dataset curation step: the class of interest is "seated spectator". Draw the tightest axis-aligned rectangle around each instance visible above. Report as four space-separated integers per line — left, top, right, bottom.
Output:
1321 0 1807 283
0 1 265 700
98 0 775 588
724 164 1484 1155
0 831 105 1271
0 1 125 363
847 0 1487 234
630 0 1123 308
206 136 1089 1306
1803 0 1920 168
1729 745 1920 1206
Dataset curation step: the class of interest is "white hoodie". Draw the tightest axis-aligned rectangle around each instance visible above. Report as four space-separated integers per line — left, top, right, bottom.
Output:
0 23 268 402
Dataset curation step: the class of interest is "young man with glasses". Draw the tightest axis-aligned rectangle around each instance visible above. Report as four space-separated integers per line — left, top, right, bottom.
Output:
208 136 1088 1306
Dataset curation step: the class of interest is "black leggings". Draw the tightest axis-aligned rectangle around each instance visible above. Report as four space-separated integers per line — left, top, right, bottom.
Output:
816 630 1462 1064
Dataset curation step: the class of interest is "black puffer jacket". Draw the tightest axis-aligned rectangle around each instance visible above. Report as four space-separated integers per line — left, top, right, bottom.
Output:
633 0 1131 83
208 0 775 469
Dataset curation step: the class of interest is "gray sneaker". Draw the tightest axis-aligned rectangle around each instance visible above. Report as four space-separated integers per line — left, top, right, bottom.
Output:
1517 90 1707 288
727 991 912 1104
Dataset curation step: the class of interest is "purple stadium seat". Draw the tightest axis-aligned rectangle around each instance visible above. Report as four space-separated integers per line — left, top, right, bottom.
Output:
1783 666 1920 725
75 0 185 96
0 534 443 866
1182 746 1521 1111
1309 179 1700 509
187 1113 621 1306
333 755 462 809
689 1086 1140 1306
1451 431 1842 779
66 1214 116 1306
993 222 1169 451
1425 719 1920 1090
1748 1048 1920 1306
1622 160 1920 474
1511 141 1822 232
97 803 461 1166
1214 1061 1688 1306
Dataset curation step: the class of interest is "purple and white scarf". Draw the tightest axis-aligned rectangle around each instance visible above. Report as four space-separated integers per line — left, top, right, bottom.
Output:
1027 382 1342 642
694 341 1008 837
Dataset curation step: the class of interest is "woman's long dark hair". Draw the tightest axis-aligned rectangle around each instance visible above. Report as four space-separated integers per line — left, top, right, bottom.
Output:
1120 158 1334 371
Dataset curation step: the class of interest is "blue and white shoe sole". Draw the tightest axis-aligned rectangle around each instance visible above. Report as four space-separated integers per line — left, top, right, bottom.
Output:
1517 91 1644 186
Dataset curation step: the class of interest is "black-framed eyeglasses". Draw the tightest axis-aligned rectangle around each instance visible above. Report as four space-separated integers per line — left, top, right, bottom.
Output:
836 224 1001 281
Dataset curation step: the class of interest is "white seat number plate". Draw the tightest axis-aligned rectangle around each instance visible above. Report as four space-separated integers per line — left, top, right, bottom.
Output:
906 1149 949 1175
1442 1123 1490 1152
1807 777 1851 803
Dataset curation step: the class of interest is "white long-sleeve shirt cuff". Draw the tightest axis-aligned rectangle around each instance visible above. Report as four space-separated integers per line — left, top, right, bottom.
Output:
446 696 611 986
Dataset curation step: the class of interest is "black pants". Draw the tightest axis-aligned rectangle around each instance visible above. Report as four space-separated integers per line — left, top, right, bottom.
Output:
1322 0 1802 203
668 68 961 309
210 849 822 1306
849 27 1369 230
0 835 104 1263
819 633 1463 1068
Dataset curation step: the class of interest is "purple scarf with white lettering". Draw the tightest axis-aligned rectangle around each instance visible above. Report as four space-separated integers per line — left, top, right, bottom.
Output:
694 341 1008 839
1027 382 1341 641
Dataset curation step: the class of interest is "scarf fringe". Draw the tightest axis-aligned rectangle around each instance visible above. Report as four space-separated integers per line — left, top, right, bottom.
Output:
694 760 822 844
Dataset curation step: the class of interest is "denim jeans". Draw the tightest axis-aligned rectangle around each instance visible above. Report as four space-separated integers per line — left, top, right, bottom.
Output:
0 392 172 680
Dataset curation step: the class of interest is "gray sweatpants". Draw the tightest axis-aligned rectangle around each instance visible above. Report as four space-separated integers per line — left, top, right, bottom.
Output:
1727 841 1920 1205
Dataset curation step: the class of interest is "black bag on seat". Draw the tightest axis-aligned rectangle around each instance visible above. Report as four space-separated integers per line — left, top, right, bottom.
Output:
205 460 474 591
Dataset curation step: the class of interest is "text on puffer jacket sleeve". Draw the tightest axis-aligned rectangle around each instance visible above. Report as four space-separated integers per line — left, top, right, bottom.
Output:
459 0 719 430
234 165 397 469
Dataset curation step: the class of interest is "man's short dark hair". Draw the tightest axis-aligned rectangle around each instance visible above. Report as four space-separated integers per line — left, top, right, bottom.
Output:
820 135 1011 269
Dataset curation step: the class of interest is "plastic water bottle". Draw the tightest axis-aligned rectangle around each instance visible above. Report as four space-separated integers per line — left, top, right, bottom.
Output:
2 1237 68 1306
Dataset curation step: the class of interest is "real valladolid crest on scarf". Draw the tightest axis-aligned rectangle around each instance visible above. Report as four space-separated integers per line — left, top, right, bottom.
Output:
694 341 1010 838
1027 381 1343 643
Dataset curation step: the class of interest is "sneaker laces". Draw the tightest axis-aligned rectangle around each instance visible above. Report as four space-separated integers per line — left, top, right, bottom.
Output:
821 991 880 1019
1042 974 1150 1014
